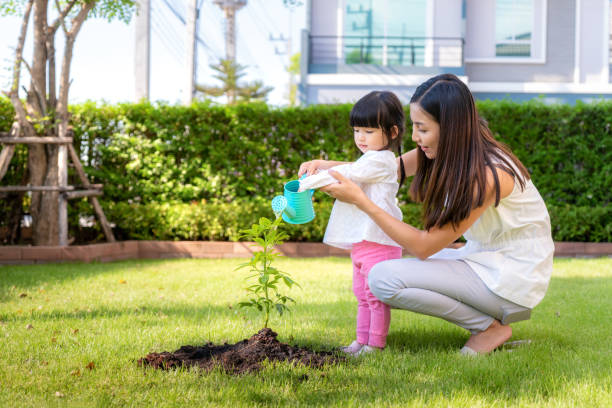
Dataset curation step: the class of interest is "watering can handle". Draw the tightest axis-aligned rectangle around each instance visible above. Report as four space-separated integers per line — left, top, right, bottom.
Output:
299 174 315 197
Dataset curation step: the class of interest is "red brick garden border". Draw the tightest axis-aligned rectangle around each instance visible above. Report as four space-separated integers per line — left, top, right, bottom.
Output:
0 241 610 265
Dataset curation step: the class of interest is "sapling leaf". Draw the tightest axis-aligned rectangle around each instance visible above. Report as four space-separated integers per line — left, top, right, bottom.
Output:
234 262 252 271
282 276 294 288
275 304 285 316
254 237 266 247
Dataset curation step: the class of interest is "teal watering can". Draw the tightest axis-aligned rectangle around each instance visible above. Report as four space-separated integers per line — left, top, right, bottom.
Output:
271 177 315 224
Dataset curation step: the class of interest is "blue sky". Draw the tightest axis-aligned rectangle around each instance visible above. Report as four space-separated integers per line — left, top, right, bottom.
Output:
0 0 306 106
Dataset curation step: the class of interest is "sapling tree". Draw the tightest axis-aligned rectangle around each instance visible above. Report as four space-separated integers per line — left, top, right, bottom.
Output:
236 216 299 328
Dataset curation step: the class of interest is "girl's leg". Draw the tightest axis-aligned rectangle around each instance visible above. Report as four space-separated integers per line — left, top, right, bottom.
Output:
368 258 525 351
362 270 390 348
355 243 403 349
351 255 370 346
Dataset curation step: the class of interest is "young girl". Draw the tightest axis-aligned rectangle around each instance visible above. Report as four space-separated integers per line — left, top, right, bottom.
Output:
313 74 554 355
298 91 406 356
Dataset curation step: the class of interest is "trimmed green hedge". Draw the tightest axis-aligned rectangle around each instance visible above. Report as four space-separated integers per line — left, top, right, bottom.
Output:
0 97 610 242
81 199 610 243
100 199 423 242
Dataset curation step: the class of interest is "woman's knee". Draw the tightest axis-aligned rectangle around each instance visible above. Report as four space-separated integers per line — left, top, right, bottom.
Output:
367 260 398 302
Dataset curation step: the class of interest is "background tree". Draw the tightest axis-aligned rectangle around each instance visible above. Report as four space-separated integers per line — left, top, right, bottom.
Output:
0 0 135 245
196 59 272 105
286 52 300 106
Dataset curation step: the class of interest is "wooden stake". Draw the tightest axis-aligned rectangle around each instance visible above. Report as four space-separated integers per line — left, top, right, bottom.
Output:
67 144 115 242
63 189 103 200
0 137 72 144
0 123 20 182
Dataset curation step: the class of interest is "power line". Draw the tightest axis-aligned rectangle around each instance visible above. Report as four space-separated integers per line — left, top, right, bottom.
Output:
151 7 184 57
150 6 185 64
160 0 223 60
150 20 183 60
242 6 286 67
153 2 186 54
251 0 282 35
151 19 184 64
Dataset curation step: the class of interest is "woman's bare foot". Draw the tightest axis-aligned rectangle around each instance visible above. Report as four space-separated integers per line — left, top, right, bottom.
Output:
464 320 512 354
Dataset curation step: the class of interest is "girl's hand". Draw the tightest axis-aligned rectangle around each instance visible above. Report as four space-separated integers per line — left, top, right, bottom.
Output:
321 170 368 206
298 159 328 177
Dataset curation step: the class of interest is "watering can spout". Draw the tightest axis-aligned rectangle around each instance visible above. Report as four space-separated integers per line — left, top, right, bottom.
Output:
270 179 315 224
271 195 296 218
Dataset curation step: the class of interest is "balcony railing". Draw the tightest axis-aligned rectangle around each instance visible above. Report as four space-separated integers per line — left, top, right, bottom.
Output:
309 35 464 68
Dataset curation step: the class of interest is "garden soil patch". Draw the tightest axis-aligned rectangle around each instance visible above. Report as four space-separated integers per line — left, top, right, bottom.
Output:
138 328 343 375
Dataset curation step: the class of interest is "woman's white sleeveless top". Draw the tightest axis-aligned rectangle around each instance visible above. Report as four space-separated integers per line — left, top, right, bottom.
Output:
431 174 554 308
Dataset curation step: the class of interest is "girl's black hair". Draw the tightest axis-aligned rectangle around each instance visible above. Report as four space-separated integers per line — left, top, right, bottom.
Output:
349 91 406 187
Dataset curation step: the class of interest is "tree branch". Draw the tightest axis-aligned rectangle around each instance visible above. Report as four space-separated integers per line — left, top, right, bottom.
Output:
68 1 95 37
9 0 34 96
28 0 50 118
50 0 78 35
4 0 36 135
20 59 47 115
2 90 36 136
57 2 95 131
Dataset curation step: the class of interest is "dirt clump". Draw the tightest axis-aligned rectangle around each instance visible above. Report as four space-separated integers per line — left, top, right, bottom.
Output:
138 328 342 375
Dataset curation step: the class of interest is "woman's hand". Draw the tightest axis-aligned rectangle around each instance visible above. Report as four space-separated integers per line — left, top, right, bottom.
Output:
320 170 369 206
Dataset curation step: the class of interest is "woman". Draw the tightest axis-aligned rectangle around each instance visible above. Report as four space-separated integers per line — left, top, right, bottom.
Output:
299 74 554 354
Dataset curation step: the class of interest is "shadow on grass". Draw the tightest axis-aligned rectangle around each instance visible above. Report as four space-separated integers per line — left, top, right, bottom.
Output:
0 258 238 302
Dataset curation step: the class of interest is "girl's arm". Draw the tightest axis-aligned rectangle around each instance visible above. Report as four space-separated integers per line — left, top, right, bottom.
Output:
299 148 418 180
323 167 515 260
299 152 396 191
298 159 351 178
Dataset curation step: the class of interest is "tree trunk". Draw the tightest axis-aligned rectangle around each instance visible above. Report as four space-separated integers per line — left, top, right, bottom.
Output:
5 0 112 246
28 0 57 245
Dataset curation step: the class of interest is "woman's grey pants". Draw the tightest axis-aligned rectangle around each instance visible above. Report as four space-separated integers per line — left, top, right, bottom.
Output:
368 258 530 334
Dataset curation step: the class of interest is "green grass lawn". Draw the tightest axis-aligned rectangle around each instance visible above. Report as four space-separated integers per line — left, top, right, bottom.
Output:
1 257 611 407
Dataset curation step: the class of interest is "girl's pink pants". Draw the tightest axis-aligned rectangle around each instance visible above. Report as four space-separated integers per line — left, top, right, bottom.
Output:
351 240 402 348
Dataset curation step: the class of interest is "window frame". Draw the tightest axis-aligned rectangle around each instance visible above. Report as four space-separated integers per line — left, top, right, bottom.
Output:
465 0 547 64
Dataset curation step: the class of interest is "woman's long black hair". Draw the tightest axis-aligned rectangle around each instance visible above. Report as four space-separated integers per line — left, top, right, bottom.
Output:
409 74 530 230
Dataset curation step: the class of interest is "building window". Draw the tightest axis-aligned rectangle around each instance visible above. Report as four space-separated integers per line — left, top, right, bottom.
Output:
343 0 426 66
464 0 546 63
495 0 533 57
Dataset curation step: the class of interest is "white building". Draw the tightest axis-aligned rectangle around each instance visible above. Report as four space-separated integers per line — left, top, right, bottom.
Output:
300 0 612 104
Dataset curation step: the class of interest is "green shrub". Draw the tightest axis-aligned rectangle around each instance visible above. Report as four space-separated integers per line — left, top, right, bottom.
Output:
1 96 610 242
74 199 610 243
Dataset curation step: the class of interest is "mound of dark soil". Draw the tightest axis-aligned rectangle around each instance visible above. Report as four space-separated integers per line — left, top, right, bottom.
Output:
138 328 343 375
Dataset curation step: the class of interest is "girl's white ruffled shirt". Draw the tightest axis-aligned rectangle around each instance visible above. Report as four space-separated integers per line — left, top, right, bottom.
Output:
298 150 402 250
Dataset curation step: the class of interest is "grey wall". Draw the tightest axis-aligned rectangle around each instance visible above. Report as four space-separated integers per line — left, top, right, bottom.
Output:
466 0 575 82
307 85 419 105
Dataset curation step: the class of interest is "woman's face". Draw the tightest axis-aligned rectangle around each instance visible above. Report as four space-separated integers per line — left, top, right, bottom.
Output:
409 103 440 159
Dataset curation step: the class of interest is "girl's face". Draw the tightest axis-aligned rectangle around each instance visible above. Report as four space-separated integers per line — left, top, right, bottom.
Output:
353 126 395 153
410 103 440 159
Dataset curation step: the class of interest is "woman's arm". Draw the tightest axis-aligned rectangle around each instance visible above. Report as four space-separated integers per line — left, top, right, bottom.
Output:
323 167 514 260
398 148 418 179
298 159 351 178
